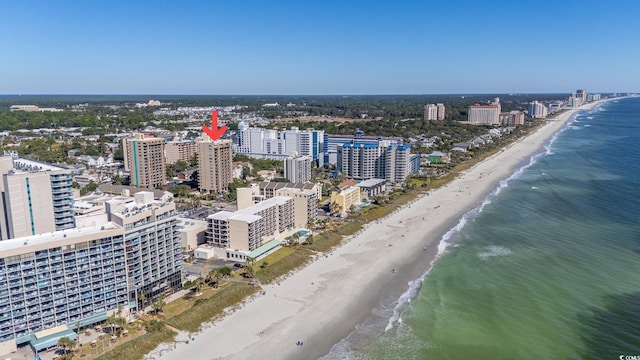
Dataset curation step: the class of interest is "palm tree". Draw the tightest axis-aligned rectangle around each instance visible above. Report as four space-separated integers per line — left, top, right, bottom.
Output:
206 269 222 289
138 292 147 314
218 266 232 278
244 258 256 279
193 277 205 296
106 314 126 336
151 294 166 315
307 217 317 236
57 336 76 358
244 264 255 279
75 321 81 346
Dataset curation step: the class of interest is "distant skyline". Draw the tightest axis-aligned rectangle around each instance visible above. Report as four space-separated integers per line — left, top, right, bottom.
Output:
1 0 639 95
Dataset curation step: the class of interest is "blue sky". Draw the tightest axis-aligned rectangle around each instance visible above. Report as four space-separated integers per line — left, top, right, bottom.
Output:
1 0 638 94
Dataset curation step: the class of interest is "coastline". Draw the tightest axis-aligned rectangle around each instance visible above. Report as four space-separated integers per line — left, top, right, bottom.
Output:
156 98 615 360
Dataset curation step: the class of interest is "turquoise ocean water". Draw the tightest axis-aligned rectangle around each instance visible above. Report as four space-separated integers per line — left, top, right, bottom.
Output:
322 97 640 360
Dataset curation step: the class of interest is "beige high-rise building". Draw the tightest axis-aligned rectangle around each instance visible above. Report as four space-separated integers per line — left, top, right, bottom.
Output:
165 139 196 164
275 187 317 229
424 103 446 121
208 196 294 251
468 99 501 125
576 89 587 103
424 104 438 121
197 139 233 193
123 133 166 189
436 103 446 120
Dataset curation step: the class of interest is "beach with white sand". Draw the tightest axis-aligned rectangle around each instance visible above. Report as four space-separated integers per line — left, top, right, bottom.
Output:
155 99 612 360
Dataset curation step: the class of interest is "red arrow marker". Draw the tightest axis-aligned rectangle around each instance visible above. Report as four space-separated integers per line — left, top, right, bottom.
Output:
202 110 228 141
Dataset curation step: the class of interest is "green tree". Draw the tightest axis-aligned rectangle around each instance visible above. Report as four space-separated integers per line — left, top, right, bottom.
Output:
151 294 166 315
218 266 232 277
206 269 222 289
112 174 123 185
106 314 126 335
80 181 98 196
244 257 256 278
192 277 205 296
57 336 76 357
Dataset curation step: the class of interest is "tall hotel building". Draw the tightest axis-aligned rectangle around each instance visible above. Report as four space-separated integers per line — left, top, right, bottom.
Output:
165 139 196 165
284 153 312 183
122 134 166 189
527 101 548 119
436 103 445 120
424 103 446 121
324 134 402 165
468 98 501 125
197 138 233 194
0 191 182 353
337 143 414 183
105 192 182 308
235 123 324 164
337 144 383 180
384 144 412 183
576 89 587 103
0 156 75 240
500 111 526 126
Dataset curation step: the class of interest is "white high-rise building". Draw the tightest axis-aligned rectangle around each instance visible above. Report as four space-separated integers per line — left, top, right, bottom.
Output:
0 191 182 353
384 144 412 183
528 101 548 118
236 123 323 163
0 156 75 240
284 153 312 183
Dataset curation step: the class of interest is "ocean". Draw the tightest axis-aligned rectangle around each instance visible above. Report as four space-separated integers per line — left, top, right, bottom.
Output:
322 97 640 359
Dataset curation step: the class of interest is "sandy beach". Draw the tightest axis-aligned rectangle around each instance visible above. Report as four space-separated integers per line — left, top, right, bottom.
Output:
154 99 612 360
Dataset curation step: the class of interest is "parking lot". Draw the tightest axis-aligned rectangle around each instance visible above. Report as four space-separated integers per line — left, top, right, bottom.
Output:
181 203 238 221
182 257 243 278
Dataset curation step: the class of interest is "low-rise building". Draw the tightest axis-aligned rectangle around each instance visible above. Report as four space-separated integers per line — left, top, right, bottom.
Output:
176 218 207 250
330 179 361 214
356 178 387 199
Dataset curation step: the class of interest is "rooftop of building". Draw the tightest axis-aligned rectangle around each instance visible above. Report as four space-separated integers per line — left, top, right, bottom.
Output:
427 151 446 157
470 104 500 108
0 222 121 253
258 181 317 191
246 239 281 259
98 184 171 201
356 178 386 187
177 217 208 230
209 196 291 222
276 187 317 195
111 192 173 217
326 134 403 140
337 179 357 190
386 144 411 150
342 143 379 149
11 157 67 173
